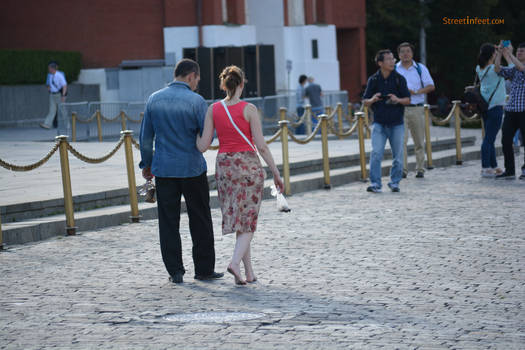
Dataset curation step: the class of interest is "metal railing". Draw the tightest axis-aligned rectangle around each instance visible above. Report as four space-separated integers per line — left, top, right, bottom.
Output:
0 98 482 249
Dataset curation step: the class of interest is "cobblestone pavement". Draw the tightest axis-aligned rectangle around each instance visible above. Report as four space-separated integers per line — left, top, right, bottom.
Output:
1 158 524 349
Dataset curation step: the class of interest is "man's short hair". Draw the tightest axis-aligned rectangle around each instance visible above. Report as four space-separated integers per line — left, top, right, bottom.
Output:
48 61 58 69
397 42 415 54
518 42 525 49
375 49 393 65
174 59 200 78
299 74 308 84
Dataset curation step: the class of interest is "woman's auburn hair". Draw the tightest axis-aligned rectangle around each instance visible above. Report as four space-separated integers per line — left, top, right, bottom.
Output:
220 65 244 97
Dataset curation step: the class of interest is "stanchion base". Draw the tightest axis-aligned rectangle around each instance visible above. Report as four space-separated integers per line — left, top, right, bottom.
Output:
456 161 463 165
66 227 77 236
130 216 141 223
323 184 332 190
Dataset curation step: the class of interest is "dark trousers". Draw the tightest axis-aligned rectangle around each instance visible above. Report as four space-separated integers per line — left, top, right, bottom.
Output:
155 172 215 277
501 111 525 174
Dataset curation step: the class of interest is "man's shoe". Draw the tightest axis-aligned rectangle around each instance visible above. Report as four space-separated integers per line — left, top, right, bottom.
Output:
415 171 424 178
402 172 407 179
495 172 515 180
39 123 50 129
519 169 525 180
366 185 382 193
194 272 224 280
388 183 400 192
169 273 184 284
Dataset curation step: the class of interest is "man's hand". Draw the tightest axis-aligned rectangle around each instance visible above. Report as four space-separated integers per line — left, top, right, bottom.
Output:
61 96 66 103
388 94 400 103
409 89 418 95
142 167 153 180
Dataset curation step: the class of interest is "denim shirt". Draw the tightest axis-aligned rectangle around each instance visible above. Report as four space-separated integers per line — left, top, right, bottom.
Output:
139 81 208 178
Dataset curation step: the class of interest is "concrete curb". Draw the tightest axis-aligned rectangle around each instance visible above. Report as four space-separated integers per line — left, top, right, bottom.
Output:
2 138 490 247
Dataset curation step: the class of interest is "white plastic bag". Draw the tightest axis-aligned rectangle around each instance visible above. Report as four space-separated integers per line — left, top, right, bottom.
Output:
138 179 156 203
270 185 291 212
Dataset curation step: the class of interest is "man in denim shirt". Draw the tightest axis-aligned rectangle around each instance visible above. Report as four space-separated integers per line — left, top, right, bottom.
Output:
363 50 411 193
140 59 223 283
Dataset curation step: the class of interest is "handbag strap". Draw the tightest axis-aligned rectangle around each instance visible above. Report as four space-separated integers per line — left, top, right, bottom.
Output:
487 78 502 105
220 100 257 152
476 66 490 85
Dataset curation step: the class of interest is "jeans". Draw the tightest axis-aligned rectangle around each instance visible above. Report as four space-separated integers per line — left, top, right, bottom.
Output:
311 106 324 134
501 111 525 174
369 123 405 188
481 106 503 168
295 106 305 135
155 172 216 277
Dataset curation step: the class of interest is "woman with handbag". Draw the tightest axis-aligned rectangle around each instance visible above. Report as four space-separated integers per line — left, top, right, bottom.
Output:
197 65 284 285
476 43 507 177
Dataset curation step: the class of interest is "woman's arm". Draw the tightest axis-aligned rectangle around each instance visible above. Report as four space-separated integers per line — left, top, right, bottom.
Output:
196 105 215 152
245 103 285 193
503 45 525 71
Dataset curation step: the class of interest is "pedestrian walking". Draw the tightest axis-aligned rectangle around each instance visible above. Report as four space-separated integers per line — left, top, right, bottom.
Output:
396 42 435 178
139 58 224 284
295 74 308 134
305 76 324 129
495 41 525 180
363 49 411 193
475 43 506 178
197 65 284 285
40 61 67 129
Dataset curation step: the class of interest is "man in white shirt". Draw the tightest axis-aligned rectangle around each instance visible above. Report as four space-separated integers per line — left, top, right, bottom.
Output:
396 42 435 178
40 61 67 129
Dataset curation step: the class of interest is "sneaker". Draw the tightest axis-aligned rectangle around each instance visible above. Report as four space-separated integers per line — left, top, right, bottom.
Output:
520 169 525 180
495 172 515 180
39 123 50 129
415 171 424 178
388 183 400 192
366 185 382 193
481 168 496 178
493 168 504 175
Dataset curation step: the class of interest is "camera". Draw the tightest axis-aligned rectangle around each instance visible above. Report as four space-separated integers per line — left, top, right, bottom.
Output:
503 40 511 47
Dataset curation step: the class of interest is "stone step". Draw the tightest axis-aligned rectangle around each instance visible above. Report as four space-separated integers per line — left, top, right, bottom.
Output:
2 140 490 247
2 136 474 223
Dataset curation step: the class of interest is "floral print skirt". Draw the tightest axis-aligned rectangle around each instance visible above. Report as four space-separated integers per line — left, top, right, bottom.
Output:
215 151 266 235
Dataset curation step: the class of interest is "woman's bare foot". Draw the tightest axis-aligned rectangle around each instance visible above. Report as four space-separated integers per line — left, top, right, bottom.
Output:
227 263 246 285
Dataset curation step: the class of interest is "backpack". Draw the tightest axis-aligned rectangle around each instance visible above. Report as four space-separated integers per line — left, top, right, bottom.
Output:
463 67 501 114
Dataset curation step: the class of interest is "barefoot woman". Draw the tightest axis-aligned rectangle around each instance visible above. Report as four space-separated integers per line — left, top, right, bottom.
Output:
197 65 284 285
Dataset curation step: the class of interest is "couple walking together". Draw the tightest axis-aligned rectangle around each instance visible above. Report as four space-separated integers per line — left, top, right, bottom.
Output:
139 59 284 285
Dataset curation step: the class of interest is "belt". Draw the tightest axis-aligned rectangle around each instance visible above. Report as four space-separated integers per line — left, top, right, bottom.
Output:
408 103 423 107
50 92 60 95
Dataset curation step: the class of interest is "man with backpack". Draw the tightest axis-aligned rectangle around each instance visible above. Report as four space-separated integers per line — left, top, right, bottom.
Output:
396 42 435 178
363 49 411 193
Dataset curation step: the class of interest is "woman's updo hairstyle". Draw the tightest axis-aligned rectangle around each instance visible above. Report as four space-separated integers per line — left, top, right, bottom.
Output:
219 65 244 98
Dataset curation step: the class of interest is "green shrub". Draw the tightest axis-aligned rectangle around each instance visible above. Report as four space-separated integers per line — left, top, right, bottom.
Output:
0 49 82 85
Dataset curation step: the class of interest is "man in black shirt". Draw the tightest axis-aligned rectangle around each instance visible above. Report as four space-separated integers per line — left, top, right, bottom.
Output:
363 49 410 192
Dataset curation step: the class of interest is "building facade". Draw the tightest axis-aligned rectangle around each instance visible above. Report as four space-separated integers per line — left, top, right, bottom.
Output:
1 0 366 101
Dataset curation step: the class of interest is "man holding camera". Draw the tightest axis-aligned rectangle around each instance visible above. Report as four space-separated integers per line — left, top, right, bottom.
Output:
396 42 435 178
363 50 411 193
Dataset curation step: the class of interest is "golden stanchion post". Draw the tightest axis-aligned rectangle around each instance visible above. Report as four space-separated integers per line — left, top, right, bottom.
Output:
278 119 291 195
336 103 344 140
72 113 77 142
319 114 331 189
480 117 485 139
279 107 286 121
424 104 434 169
122 130 140 223
452 100 463 165
56 135 76 235
96 110 103 142
120 111 127 131
325 106 333 133
364 106 371 139
305 104 312 135
356 112 367 181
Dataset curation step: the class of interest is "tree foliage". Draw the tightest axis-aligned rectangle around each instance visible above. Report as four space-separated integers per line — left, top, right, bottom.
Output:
366 0 521 102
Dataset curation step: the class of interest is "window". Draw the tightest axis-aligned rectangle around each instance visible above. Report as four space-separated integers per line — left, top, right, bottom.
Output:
312 39 318 59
